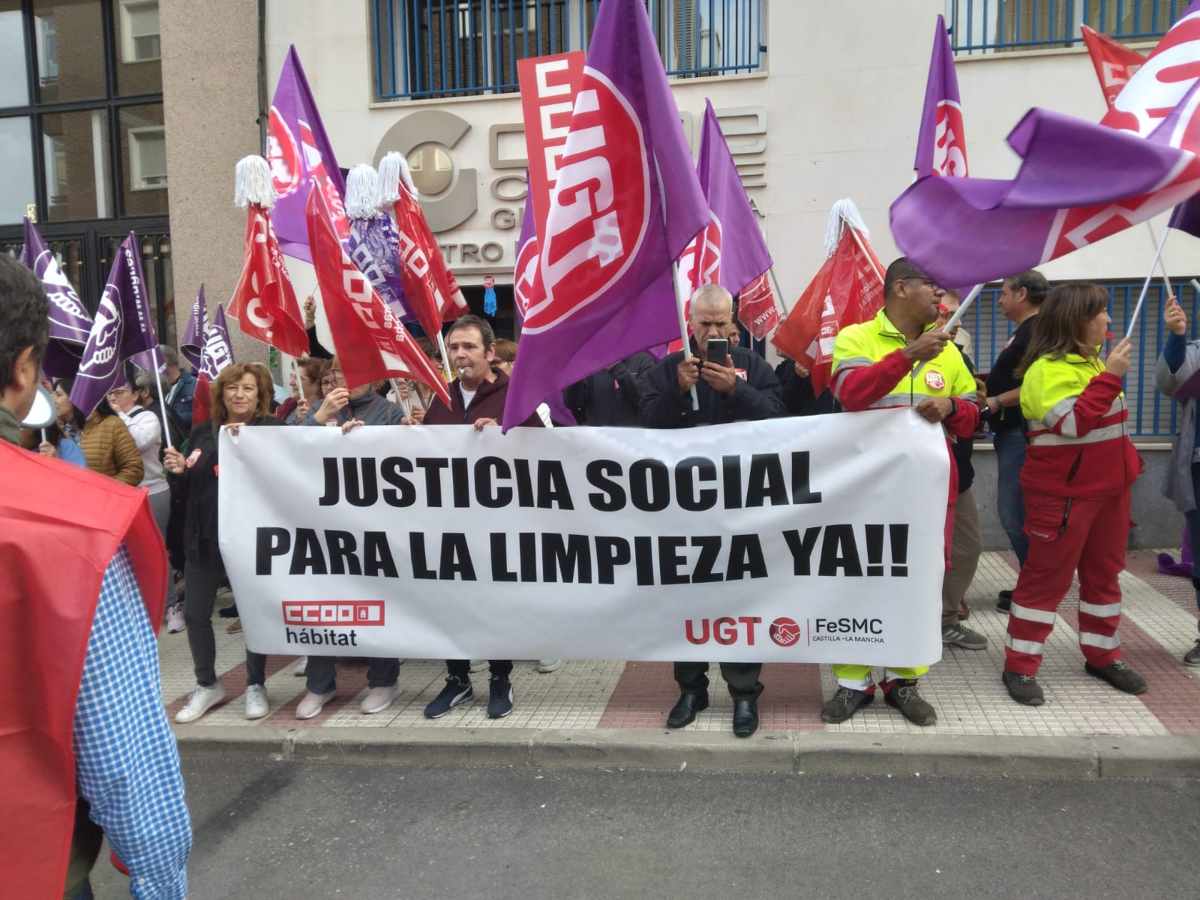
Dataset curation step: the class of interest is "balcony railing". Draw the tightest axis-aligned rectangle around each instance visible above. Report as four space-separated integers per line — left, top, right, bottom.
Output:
949 0 1186 54
373 0 765 101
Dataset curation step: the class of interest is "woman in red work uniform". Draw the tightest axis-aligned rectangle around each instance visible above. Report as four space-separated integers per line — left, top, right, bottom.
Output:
1002 283 1146 706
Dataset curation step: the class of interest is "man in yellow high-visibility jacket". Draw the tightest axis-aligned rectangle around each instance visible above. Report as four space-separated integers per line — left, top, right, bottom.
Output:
823 258 981 727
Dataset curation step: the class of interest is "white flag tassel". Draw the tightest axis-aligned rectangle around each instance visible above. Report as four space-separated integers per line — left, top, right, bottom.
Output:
233 155 275 209
823 198 870 258
345 164 381 221
376 151 418 207
824 197 884 285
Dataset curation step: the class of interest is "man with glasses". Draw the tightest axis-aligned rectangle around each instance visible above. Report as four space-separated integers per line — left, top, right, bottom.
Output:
639 284 786 738
821 258 981 727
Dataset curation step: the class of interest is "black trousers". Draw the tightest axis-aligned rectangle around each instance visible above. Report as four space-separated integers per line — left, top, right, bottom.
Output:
674 662 763 700
447 659 513 680
184 556 266 687
305 656 401 694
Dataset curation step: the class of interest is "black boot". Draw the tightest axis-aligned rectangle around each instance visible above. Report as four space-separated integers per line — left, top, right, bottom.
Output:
667 691 708 729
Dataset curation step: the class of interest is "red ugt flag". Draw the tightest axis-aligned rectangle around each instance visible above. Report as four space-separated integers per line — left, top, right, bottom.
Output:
1082 26 1146 111
305 185 452 407
771 227 884 395
228 205 309 358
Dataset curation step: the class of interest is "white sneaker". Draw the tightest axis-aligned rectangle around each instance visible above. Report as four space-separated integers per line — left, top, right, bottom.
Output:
296 690 335 720
537 659 563 673
165 603 186 634
360 684 400 715
175 683 226 724
244 684 269 720
469 660 488 673
294 656 307 676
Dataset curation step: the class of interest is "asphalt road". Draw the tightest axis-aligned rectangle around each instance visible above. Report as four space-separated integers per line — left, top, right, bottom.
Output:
93 752 1199 899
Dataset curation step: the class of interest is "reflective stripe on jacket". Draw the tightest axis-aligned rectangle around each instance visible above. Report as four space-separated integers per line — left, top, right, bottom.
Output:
1019 353 1141 497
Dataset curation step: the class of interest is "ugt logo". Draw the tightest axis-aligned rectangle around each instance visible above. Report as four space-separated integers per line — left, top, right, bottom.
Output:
526 67 649 334
932 101 967 178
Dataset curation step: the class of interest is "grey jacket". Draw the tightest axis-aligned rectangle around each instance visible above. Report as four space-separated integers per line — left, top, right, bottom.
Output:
1156 340 1200 512
304 391 406 427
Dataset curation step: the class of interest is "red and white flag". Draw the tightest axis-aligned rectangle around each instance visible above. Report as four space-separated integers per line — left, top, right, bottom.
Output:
304 184 451 406
772 208 884 395
1082 25 1146 111
379 153 468 334
736 273 780 341
228 203 310 358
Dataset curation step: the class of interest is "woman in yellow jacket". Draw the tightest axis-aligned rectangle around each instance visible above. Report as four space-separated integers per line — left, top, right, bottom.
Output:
1002 283 1146 706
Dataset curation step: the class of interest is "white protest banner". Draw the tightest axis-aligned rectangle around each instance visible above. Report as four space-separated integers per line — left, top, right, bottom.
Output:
218 410 948 665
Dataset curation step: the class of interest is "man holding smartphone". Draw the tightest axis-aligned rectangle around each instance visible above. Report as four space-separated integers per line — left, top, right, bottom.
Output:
639 284 785 737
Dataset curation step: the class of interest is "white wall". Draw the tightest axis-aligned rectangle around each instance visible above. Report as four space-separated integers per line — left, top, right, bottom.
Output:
265 0 1194 308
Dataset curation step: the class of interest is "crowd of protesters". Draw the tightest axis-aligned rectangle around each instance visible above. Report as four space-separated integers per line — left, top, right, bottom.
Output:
8 251 1200 895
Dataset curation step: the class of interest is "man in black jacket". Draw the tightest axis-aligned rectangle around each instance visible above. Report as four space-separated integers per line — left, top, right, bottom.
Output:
639 284 785 737
565 351 656 426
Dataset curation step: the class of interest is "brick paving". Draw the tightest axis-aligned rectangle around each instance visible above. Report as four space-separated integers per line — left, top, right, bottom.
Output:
161 551 1200 738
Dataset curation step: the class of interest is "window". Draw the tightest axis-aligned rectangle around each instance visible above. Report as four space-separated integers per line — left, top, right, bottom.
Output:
119 0 160 62
950 0 1185 54
0 117 35 224
127 126 165 189
0 1 29 107
372 0 765 101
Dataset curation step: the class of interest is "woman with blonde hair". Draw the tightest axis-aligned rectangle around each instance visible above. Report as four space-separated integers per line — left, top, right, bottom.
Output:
165 363 282 723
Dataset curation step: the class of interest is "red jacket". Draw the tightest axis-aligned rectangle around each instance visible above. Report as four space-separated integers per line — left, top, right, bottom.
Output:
0 441 165 899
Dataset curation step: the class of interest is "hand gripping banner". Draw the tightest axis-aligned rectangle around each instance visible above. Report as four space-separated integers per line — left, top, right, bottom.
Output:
219 411 949 666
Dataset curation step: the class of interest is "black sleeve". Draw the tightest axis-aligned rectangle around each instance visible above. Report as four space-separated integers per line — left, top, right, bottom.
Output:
774 360 819 417
611 353 655 414
638 355 690 428
726 353 786 420
564 377 593 425
307 326 333 360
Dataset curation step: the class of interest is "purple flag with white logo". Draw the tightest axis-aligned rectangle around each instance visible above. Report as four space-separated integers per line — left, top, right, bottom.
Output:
200 304 235 381
694 99 772 294
893 8 1200 288
180 285 207 371
70 233 160 416
348 215 409 322
502 0 708 429
266 46 348 262
914 15 969 178
19 218 93 378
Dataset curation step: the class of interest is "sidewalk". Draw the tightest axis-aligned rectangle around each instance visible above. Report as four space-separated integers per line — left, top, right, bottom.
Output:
163 550 1200 777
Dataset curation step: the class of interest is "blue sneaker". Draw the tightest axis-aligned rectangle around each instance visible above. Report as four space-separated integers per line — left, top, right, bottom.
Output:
423 676 473 719
487 675 513 719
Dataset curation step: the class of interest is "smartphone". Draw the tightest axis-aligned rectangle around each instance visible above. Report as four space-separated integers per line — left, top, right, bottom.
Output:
705 338 729 365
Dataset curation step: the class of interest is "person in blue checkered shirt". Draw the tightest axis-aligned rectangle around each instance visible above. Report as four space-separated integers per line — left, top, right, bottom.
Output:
0 254 191 898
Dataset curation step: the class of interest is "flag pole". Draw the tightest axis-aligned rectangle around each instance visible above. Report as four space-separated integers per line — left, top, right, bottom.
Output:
1146 221 1174 295
912 283 983 378
150 352 174 449
767 267 788 316
1126 226 1171 338
435 331 453 383
672 262 700 411
388 378 411 418
845 223 885 285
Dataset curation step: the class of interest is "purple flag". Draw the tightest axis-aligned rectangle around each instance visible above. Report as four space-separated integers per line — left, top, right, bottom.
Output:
200 304 235 381
70 233 160 416
914 15 969 178
180 285 207 370
890 81 1200 289
502 0 708 429
347 215 409 321
19 218 92 378
694 99 772 293
266 46 347 262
